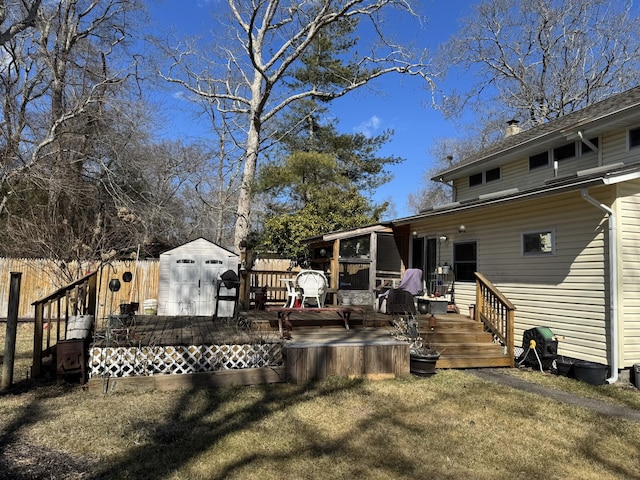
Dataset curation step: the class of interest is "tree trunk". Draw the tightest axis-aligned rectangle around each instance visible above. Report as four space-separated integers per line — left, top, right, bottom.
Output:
233 75 263 252
234 119 259 251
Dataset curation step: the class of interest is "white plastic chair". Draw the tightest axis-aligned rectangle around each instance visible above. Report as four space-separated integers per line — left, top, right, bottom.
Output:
295 270 328 308
282 278 299 308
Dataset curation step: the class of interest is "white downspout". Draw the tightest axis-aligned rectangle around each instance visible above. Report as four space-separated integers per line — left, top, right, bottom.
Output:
581 188 619 383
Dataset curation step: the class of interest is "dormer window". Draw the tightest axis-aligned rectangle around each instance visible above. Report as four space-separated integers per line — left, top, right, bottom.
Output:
629 127 640 149
553 143 576 161
468 167 501 187
581 136 599 154
485 167 501 182
529 152 549 170
469 172 483 186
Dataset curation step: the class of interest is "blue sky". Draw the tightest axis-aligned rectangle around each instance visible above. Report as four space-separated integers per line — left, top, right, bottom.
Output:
148 0 475 219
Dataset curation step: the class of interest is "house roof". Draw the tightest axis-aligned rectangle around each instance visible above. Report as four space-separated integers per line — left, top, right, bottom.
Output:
434 85 640 181
394 161 640 226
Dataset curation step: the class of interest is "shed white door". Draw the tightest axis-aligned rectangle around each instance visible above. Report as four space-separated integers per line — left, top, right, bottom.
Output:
172 258 199 315
170 256 226 315
202 259 226 315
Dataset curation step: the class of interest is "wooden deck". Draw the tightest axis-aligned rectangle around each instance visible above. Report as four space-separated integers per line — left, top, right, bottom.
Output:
90 309 512 369
82 309 513 391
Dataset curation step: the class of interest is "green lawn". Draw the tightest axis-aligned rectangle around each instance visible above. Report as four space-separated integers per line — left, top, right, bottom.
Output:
1 323 639 480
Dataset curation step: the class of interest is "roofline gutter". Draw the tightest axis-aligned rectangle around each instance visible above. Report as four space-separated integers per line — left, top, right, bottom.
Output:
581 188 619 384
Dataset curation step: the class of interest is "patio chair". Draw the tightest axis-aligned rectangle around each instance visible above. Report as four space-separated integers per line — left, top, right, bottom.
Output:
376 268 423 313
295 269 328 308
282 278 300 308
387 287 420 342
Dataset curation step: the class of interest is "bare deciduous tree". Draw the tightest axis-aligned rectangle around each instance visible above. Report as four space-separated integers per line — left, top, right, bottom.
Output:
438 0 640 128
0 0 148 261
0 0 42 45
160 0 433 250
409 0 640 212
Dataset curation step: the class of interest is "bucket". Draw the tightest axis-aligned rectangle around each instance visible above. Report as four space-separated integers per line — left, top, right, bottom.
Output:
469 304 476 320
143 299 158 315
66 315 94 340
633 364 640 388
573 361 608 385
555 359 574 378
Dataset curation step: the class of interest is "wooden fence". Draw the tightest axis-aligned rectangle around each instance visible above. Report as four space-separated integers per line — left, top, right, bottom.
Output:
0 257 160 321
1 256 303 321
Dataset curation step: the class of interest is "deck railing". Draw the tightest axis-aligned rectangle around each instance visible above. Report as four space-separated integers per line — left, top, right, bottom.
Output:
474 272 515 367
240 268 300 309
31 271 98 378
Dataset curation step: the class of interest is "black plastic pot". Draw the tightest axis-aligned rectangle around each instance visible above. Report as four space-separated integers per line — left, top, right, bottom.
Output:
555 359 574 378
410 352 440 377
574 361 608 385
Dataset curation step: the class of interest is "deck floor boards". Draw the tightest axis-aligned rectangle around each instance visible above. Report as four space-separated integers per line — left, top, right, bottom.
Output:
91 310 475 347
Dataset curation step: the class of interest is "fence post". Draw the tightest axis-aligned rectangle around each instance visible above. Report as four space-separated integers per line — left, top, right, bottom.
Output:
2 272 22 390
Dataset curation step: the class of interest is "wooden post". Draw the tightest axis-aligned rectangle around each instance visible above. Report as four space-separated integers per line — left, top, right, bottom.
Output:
475 274 482 323
238 246 251 310
32 302 44 378
2 272 22 390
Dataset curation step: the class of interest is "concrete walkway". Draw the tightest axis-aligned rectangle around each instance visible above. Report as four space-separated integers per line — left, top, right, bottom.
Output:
471 369 640 423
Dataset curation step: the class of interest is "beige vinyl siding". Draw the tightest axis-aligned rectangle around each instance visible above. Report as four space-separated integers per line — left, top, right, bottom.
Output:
602 127 640 165
412 187 613 363
617 179 640 366
452 130 640 203
602 129 627 164
555 153 598 176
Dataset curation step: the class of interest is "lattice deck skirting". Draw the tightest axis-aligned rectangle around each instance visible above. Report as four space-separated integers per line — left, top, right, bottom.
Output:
89 343 283 378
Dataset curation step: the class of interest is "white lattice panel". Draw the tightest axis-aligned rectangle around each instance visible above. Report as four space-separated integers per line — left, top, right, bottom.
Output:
89 343 283 378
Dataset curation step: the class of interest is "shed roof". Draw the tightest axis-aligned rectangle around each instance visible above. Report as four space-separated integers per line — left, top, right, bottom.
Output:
160 237 238 257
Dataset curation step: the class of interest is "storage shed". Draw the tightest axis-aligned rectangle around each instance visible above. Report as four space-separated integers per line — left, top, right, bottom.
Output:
157 238 240 317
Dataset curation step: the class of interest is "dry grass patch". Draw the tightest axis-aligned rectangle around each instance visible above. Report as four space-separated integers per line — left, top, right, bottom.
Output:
1 323 640 479
504 366 640 409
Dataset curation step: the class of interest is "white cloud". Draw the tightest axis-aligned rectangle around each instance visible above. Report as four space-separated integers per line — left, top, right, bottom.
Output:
354 115 382 137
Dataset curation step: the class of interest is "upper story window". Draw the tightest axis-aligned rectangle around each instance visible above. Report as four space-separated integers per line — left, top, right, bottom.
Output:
553 143 576 161
485 167 501 182
629 127 640 149
469 172 483 187
581 136 599 154
529 152 549 170
468 167 501 187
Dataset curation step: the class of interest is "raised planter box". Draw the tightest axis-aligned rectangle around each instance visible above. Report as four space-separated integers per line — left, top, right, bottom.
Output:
284 341 409 383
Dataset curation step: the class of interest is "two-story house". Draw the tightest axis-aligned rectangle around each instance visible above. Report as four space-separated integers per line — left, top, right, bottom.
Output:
394 85 640 383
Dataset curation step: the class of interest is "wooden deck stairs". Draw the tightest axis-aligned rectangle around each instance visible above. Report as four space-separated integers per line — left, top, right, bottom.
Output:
247 309 513 370
416 315 512 369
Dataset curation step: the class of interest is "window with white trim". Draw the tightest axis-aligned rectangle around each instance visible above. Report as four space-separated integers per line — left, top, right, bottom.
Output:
468 167 501 187
453 241 477 282
581 136 599 155
629 127 640 149
529 151 549 170
553 143 576 161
